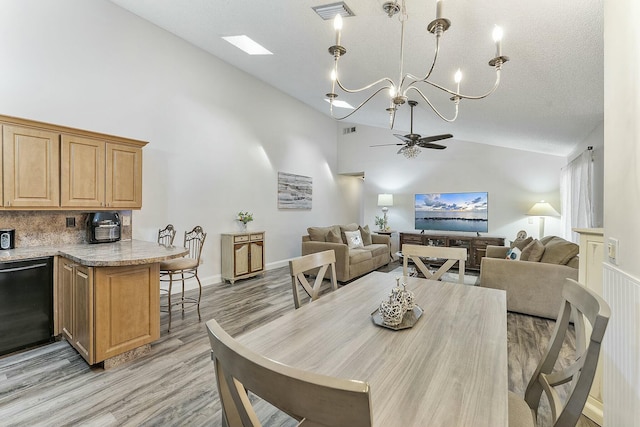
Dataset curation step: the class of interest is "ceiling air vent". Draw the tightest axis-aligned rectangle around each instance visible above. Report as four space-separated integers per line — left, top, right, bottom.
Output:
312 2 355 20
343 126 356 135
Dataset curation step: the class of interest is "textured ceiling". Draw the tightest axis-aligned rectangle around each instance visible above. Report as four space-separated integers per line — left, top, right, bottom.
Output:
108 0 603 156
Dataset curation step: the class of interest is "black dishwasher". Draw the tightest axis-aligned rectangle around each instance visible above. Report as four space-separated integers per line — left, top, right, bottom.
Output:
0 257 54 356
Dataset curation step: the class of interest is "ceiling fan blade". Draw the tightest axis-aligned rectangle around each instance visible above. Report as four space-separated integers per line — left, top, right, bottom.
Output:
393 134 413 144
417 141 447 150
418 134 453 143
370 143 405 147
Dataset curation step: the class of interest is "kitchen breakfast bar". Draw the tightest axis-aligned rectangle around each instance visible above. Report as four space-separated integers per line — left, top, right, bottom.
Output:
0 240 187 368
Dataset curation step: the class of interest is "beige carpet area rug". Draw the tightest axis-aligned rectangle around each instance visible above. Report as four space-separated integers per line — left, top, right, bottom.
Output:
389 266 479 286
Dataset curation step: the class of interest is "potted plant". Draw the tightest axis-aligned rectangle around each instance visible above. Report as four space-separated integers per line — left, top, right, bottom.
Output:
375 215 387 231
237 211 254 230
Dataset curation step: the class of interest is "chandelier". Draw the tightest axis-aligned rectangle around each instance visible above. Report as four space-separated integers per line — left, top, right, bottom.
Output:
326 0 509 129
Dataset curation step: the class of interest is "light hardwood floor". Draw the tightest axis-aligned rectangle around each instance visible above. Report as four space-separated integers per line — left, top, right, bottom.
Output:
0 262 598 427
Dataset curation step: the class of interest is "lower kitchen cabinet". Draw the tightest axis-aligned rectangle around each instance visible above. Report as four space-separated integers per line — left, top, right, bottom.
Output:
221 231 265 284
58 256 160 365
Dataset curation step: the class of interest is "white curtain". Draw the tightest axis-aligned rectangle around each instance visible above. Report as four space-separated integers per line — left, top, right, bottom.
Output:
560 150 594 242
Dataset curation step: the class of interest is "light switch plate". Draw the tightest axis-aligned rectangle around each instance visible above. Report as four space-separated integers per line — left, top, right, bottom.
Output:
607 237 619 265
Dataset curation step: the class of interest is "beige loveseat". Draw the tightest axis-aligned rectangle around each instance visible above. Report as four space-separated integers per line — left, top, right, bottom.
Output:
479 236 579 319
302 224 391 283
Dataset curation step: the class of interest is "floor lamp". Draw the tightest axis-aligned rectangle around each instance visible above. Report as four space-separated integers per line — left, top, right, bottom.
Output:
526 201 560 238
377 194 394 231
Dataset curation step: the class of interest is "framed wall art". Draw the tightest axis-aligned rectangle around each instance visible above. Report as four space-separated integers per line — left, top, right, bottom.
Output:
278 172 312 209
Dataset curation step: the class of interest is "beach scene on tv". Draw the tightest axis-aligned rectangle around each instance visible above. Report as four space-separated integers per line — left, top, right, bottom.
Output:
415 192 488 233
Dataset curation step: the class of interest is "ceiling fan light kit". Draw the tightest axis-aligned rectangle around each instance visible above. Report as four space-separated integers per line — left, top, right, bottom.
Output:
325 0 509 129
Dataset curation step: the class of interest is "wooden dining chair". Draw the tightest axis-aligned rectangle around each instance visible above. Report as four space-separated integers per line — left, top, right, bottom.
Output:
157 224 176 246
206 319 373 427
508 278 610 427
289 250 338 309
159 226 206 332
402 244 467 284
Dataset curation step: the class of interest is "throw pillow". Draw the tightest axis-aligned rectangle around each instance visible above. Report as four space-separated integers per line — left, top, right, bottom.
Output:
505 247 522 260
539 236 580 265
520 239 545 262
326 229 342 243
344 230 364 249
510 236 533 251
307 227 328 242
340 223 359 244
359 225 372 246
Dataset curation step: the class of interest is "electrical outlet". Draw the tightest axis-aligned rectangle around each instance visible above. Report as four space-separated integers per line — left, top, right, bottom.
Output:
66 217 76 227
607 237 619 265
122 215 131 226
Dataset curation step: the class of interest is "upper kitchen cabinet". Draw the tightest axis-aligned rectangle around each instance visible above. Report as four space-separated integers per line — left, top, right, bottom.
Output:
1 114 147 210
105 143 142 209
61 135 105 208
61 136 143 209
2 124 60 208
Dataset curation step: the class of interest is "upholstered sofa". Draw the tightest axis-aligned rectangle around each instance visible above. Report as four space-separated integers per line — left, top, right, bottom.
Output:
302 223 391 283
478 235 579 319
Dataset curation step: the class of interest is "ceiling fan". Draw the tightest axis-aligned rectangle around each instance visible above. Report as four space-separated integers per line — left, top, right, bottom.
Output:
370 100 453 157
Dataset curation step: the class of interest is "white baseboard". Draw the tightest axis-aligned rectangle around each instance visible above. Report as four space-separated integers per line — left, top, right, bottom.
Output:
165 260 290 294
583 396 603 425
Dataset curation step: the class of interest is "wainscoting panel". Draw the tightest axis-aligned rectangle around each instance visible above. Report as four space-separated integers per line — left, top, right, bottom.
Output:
602 263 640 427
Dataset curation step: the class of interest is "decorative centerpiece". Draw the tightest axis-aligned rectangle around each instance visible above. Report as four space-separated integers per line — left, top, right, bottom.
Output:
372 278 423 330
236 211 254 231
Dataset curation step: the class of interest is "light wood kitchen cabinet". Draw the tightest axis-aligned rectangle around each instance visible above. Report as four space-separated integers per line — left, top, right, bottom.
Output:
105 142 142 209
2 124 60 208
61 136 142 209
58 256 160 365
221 231 265 284
1 114 147 210
60 257 94 363
60 135 105 208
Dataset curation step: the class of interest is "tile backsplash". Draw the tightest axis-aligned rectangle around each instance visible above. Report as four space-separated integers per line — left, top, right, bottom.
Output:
0 211 132 247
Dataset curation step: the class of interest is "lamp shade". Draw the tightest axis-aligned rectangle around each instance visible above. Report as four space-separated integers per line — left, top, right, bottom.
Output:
526 201 560 217
377 194 394 207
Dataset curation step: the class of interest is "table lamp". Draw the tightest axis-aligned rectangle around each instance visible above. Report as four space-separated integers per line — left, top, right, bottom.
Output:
526 200 560 238
377 194 394 230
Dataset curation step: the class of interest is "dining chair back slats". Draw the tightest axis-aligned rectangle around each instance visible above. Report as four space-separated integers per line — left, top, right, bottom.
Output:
289 250 338 309
206 319 373 427
402 244 467 284
510 278 611 427
157 224 176 246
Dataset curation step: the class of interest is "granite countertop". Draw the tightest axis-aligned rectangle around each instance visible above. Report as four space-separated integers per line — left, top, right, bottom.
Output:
0 240 189 267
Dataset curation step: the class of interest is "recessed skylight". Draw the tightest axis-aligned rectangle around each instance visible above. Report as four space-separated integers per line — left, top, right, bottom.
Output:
324 98 354 109
222 35 273 55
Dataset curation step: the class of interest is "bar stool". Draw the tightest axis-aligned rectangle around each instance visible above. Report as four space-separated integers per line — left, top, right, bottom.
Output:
159 226 206 332
157 224 176 247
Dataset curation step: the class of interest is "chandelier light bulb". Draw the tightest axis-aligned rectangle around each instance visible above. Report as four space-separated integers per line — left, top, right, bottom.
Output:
454 69 462 83
334 14 343 31
334 14 343 46
492 25 503 42
389 86 396 98
331 69 337 81
492 26 503 57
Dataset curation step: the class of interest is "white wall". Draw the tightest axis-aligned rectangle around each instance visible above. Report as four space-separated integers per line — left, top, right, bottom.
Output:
0 0 360 285
337 123 567 242
602 0 640 424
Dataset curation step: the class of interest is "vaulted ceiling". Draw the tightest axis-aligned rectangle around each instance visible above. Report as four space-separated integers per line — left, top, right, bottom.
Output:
109 0 603 157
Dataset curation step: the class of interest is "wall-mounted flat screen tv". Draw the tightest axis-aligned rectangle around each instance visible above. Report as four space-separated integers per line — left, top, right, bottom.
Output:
414 192 489 233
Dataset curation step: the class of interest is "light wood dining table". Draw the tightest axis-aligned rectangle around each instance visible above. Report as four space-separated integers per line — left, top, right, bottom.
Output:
237 271 508 426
